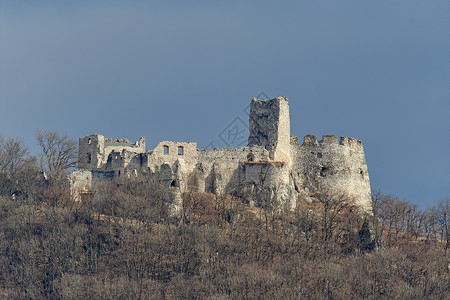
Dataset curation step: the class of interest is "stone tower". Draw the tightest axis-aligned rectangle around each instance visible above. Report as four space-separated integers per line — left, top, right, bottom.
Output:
248 96 291 165
78 134 105 170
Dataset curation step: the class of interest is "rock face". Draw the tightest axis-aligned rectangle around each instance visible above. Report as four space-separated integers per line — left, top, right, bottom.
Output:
71 96 373 215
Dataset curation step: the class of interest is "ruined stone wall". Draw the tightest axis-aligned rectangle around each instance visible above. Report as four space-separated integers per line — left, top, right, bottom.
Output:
68 170 93 201
291 134 372 214
78 134 105 169
194 146 269 195
102 137 145 169
146 141 198 174
196 147 248 195
72 95 373 216
104 150 125 171
243 161 296 210
248 96 291 164
78 134 145 171
124 153 146 177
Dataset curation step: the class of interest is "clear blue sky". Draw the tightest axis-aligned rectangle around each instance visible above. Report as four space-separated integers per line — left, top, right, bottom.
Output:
1 1 449 208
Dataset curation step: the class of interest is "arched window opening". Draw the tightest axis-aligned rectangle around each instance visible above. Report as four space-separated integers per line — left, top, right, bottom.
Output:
178 146 184 155
163 145 169 155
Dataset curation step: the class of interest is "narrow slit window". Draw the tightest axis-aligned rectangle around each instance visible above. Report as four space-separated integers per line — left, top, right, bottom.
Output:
178 146 184 155
87 153 91 163
163 145 169 155
88 138 92 145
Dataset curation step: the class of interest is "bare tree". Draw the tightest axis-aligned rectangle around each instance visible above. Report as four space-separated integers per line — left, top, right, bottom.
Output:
0 135 5 174
0 135 3 154
0 136 29 175
0 135 43 198
36 130 77 175
432 198 450 253
316 192 352 256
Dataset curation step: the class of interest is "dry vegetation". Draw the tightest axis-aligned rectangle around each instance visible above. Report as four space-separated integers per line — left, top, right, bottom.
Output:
0 133 448 299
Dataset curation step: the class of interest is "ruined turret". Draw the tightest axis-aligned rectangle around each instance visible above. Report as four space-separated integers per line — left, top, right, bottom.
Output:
248 96 291 165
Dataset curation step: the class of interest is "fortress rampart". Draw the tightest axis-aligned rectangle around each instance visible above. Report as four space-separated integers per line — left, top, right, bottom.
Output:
290 134 372 212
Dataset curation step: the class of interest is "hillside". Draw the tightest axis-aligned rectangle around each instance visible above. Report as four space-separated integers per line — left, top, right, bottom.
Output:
0 174 448 299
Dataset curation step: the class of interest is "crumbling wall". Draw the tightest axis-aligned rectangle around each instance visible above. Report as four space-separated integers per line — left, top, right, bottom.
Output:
103 137 145 166
78 134 105 169
151 160 187 214
195 146 269 195
248 96 291 164
104 150 125 171
78 134 145 170
291 134 372 214
68 170 92 201
124 153 146 177
243 161 296 210
146 141 198 174
196 147 248 195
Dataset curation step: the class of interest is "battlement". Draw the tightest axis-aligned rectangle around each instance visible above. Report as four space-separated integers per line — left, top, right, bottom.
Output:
339 136 363 148
321 135 339 145
303 134 319 146
301 134 363 149
290 135 299 145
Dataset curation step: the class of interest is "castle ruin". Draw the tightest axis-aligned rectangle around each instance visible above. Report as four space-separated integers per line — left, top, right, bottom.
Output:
70 96 373 214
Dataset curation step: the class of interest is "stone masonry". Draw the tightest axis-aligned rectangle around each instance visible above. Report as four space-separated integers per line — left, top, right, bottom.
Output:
69 96 373 214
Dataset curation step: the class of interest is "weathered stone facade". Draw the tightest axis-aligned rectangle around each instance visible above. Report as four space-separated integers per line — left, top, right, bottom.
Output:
70 96 373 214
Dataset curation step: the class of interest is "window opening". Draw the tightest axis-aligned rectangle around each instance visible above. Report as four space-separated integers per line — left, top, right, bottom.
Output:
178 146 184 155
